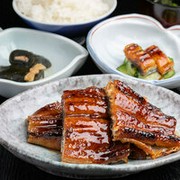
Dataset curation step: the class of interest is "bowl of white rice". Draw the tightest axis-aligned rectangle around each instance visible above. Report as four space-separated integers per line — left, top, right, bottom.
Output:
12 0 117 37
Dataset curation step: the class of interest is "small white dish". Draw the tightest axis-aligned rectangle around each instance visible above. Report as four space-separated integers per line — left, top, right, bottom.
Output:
12 0 117 37
0 74 180 178
87 13 180 89
0 27 88 98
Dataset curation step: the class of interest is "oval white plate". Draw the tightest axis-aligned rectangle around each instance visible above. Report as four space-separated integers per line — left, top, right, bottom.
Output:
0 74 180 179
87 13 180 89
0 27 88 98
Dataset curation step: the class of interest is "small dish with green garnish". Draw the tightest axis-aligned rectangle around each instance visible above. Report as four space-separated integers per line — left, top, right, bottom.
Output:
87 13 180 89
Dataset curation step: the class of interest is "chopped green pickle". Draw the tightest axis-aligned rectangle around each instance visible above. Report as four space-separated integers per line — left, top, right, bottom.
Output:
126 61 137 76
117 59 138 76
138 72 161 80
117 58 175 80
163 70 175 79
117 63 127 74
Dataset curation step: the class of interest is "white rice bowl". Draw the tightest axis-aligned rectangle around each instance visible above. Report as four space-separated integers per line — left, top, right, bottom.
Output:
13 0 117 36
15 0 110 24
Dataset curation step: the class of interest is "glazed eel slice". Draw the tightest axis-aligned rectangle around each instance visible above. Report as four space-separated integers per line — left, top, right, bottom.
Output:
105 80 180 159
145 45 174 75
124 43 157 76
27 101 63 150
61 86 130 164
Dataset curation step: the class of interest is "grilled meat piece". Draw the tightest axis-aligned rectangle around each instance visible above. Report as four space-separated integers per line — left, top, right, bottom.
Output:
129 144 147 160
105 80 180 158
61 87 130 164
145 45 174 75
124 43 157 76
27 101 63 150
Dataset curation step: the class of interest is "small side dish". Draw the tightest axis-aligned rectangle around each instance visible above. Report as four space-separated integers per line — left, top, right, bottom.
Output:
86 14 180 88
0 49 51 82
117 43 175 80
0 27 88 98
27 79 180 164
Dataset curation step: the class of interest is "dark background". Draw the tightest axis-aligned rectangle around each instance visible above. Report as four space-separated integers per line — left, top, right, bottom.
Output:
1 0 180 180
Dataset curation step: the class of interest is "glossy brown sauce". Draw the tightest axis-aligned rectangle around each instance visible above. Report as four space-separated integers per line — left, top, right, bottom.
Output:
124 43 157 75
28 102 63 137
145 45 174 75
62 86 130 164
105 80 179 147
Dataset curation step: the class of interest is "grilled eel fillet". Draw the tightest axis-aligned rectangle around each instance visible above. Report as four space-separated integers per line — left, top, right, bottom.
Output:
105 80 180 159
61 86 130 164
27 101 63 150
145 45 174 75
124 43 157 76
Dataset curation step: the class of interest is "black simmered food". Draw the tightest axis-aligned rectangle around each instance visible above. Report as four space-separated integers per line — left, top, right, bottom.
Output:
0 65 44 82
0 49 51 82
9 50 35 67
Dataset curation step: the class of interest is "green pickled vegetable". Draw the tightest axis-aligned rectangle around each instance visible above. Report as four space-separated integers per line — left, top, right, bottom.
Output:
117 58 138 76
163 69 175 79
126 61 138 76
138 72 161 80
116 57 175 80
117 63 127 74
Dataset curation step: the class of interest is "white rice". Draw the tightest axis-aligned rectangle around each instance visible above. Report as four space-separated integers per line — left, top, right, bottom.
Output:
16 0 110 24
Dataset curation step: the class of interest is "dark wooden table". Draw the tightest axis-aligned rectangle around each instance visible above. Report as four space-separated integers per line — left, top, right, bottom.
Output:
1 0 180 179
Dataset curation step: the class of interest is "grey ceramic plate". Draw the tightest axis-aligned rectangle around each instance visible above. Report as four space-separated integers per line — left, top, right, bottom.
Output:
0 74 180 179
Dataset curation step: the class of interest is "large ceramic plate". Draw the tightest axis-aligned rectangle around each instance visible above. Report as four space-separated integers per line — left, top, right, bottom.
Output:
0 74 180 179
86 13 180 89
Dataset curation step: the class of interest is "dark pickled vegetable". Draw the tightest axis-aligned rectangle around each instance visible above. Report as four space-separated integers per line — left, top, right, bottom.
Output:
9 50 35 68
9 49 51 69
0 66 44 82
0 49 51 82
34 55 51 68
